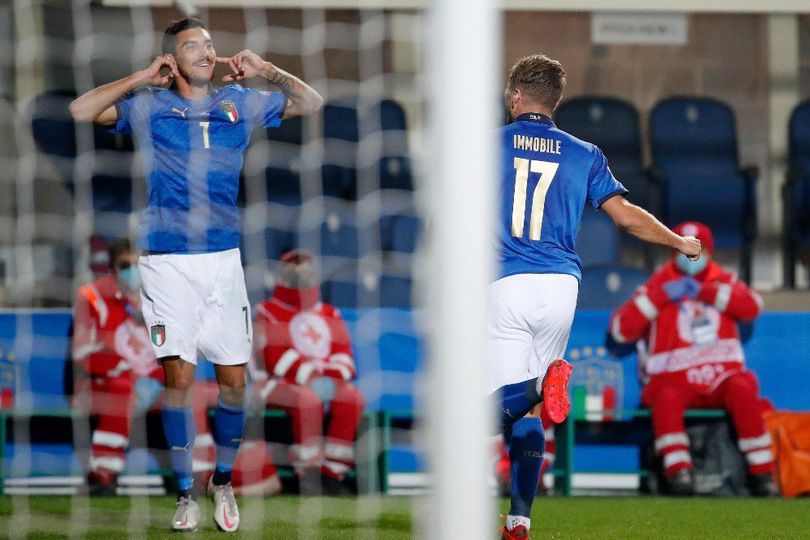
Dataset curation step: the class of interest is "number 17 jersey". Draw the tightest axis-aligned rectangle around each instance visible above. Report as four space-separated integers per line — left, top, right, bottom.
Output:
498 113 627 282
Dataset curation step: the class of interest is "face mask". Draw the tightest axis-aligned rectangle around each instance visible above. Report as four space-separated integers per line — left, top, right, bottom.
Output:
675 253 708 276
118 266 141 293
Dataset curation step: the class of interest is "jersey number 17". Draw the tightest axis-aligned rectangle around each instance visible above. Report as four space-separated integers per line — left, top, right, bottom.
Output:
511 158 559 241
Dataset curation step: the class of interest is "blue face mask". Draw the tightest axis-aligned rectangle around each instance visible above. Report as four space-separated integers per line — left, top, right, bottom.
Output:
675 253 708 276
118 266 141 293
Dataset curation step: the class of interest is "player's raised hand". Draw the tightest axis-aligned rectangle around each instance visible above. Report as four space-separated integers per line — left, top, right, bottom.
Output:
216 50 266 82
141 54 180 87
679 235 702 261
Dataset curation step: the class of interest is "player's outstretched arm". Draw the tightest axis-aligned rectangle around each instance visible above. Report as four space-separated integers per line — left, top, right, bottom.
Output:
216 50 324 118
601 195 702 259
69 55 180 125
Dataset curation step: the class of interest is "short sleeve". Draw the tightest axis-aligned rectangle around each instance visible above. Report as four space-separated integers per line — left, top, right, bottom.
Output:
244 88 286 129
587 146 629 209
111 89 153 135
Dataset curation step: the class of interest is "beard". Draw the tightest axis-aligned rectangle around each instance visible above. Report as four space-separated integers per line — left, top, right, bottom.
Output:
179 64 214 87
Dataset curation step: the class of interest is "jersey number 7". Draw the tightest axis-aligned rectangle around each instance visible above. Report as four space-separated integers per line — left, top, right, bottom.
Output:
511 158 559 241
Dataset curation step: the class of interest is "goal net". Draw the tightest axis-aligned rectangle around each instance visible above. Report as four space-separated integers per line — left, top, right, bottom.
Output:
0 0 495 538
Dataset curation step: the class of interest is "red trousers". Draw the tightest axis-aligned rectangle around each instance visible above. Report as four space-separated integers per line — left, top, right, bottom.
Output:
642 370 774 477
262 378 364 480
88 376 217 476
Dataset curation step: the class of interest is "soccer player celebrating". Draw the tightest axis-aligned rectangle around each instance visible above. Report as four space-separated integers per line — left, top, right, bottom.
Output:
69 17 323 532
493 55 701 539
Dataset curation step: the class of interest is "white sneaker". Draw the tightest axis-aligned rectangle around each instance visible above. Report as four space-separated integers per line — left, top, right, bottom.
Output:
208 477 240 532
171 496 201 532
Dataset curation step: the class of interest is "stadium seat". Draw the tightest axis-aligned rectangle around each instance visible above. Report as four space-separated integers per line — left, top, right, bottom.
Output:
555 97 648 208
322 100 360 200
31 91 77 159
30 91 78 188
389 214 420 254
322 98 412 201
321 259 411 309
783 100 810 288
32 91 136 240
556 96 653 269
377 155 413 192
378 274 413 308
264 116 304 205
383 214 421 269
264 226 297 261
577 209 619 267
649 97 757 282
296 204 379 277
578 264 649 310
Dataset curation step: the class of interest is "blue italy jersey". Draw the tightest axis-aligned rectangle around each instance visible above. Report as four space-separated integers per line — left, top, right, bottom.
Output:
498 113 627 281
112 84 286 253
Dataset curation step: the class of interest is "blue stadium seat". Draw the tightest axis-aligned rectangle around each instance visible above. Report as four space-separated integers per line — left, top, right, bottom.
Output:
320 213 360 259
321 278 360 309
321 262 411 309
264 116 303 205
555 97 648 208
556 97 653 269
379 98 408 132
578 264 649 310
390 215 420 254
377 155 413 191
265 169 302 206
322 100 360 200
265 227 296 261
322 99 412 201
32 91 136 234
31 91 77 160
268 115 304 146
378 275 412 308
297 206 378 276
577 209 619 267
783 100 810 288
649 97 757 282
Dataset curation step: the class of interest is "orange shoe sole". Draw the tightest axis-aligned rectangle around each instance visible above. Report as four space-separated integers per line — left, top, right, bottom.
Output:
542 359 573 424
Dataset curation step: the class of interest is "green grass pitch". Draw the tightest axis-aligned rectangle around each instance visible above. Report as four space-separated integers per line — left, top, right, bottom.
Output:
1 495 809 539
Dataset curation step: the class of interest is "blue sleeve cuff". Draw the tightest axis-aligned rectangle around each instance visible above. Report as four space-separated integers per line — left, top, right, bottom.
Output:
594 188 629 209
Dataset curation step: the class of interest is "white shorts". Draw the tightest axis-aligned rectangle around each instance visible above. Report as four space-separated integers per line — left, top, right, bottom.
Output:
487 273 578 394
138 248 252 366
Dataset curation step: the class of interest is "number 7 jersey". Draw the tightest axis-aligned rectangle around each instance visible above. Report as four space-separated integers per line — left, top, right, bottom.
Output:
498 113 627 281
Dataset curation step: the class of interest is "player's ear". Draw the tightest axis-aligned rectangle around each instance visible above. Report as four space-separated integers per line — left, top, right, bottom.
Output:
512 87 522 108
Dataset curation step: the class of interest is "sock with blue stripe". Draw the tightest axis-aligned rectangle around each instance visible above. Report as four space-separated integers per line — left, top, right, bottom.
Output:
497 377 541 432
508 416 544 520
212 399 246 486
162 403 196 497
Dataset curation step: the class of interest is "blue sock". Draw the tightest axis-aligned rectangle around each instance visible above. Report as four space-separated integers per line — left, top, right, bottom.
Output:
212 399 245 485
496 377 541 432
509 417 544 518
162 404 196 495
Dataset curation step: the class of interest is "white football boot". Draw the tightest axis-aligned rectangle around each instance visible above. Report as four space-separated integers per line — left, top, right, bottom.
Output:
171 496 201 532
208 477 240 532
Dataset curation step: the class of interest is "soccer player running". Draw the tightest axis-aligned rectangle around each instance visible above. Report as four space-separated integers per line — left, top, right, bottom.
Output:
494 55 701 540
69 18 323 532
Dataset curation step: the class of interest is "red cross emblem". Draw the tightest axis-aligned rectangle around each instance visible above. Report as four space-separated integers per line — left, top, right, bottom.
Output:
303 324 321 344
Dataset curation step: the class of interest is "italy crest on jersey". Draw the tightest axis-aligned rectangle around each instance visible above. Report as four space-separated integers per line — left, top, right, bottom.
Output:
220 100 239 123
150 323 166 347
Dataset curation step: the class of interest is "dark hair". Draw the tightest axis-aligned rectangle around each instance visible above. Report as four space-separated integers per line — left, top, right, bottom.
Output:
506 54 567 111
107 238 132 269
162 17 207 54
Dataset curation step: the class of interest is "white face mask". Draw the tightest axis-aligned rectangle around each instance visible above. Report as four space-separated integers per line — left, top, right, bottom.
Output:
675 253 708 276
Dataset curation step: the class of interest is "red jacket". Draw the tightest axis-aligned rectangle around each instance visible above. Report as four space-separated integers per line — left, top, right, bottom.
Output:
609 260 762 394
72 275 159 379
254 286 355 386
